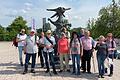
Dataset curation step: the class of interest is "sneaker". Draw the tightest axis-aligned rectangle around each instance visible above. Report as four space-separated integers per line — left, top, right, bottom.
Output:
23 70 27 74
31 69 35 73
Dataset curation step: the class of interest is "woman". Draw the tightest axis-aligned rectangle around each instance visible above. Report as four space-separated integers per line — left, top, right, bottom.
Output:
70 31 83 75
95 35 108 78
58 32 70 72
105 33 116 77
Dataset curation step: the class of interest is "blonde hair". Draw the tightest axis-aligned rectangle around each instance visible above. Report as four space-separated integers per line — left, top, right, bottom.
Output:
99 35 105 40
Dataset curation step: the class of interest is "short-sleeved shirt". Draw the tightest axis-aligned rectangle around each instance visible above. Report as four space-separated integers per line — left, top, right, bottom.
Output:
43 36 56 52
25 35 39 54
58 38 69 54
71 38 81 54
81 36 95 50
17 34 27 46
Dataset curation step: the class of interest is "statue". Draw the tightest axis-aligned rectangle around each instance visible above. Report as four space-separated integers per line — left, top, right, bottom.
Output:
47 7 71 37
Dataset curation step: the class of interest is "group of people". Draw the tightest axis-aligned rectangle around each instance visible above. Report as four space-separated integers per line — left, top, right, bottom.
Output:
16 27 116 78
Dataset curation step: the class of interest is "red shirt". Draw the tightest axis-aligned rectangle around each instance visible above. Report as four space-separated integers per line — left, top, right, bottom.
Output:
58 38 69 54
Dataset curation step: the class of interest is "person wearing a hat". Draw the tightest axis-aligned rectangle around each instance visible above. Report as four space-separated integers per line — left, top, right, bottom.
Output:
43 30 57 74
23 29 39 74
16 29 27 66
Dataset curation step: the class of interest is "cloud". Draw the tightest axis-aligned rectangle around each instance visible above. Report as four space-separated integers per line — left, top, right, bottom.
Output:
24 2 33 7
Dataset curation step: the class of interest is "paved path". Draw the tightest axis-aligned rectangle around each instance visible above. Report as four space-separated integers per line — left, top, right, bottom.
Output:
0 42 120 80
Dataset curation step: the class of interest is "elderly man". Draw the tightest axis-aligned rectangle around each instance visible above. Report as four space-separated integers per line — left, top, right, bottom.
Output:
80 30 95 73
23 29 39 74
43 30 57 74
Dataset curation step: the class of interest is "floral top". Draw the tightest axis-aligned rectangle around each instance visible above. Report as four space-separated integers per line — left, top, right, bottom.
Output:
70 38 81 54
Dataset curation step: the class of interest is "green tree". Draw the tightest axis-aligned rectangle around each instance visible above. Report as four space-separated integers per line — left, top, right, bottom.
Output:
88 0 120 38
7 16 28 40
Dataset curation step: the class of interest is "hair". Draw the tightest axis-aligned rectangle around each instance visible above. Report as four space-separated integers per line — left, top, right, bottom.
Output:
70 31 80 47
99 35 105 40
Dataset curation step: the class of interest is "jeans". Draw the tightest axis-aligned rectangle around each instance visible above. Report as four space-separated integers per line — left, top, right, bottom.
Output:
43 51 56 72
24 53 36 71
18 46 24 64
72 54 80 74
97 54 106 75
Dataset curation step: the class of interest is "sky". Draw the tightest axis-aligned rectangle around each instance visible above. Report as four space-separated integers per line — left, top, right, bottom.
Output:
0 0 119 29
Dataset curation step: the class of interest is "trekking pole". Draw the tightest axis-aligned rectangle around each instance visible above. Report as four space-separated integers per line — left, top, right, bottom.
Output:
47 49 52 76
92 51 96 73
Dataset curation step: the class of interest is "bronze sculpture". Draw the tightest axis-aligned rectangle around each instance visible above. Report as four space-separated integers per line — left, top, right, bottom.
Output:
47 7 71 36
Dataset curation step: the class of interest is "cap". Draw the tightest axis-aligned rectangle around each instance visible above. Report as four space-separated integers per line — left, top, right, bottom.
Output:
30 29 36 33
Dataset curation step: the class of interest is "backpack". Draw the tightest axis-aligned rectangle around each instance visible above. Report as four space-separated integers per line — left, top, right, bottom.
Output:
12 36 18 47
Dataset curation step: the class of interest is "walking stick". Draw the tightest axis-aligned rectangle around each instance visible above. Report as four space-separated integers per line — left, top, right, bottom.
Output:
47 49 52 76
92 51 96 73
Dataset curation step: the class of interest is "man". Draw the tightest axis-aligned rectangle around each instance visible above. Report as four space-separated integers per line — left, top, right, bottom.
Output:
43 30 57 74
38 32 45 68
80 30 95 73
61 27 70 41
16 29 27 66
79 28 85 70
23 29 39 74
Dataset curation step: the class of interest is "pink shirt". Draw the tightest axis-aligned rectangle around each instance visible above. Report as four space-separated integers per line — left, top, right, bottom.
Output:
58 38 69 54
81 36 94 50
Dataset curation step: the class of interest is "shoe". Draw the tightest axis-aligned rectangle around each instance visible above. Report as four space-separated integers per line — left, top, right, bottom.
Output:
53 71 57 75
82 71 86 73
76 72 81 75
59 70 63 73
31 69 35 73
101 75 104 78
28 62 31 65
87 72 91 74
23 70 27 74
45 70 49 73
98 75 101 78
67 69 71 72
20 62 23 66
108 74 113 77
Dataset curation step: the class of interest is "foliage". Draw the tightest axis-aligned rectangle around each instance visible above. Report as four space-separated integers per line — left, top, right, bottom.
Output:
87 1 120 38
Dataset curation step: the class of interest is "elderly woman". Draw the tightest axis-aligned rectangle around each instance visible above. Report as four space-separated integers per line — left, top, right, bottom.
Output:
95 35 108 78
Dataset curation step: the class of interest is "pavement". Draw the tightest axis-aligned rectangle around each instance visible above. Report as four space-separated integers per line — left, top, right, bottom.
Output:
0 42 120 80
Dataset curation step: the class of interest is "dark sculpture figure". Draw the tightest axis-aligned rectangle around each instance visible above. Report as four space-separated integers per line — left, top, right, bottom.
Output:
47 7 71 35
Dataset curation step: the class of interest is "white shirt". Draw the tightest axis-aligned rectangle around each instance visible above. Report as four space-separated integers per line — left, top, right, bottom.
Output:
25 35 39 54
17 34 27 46
43 36 56 52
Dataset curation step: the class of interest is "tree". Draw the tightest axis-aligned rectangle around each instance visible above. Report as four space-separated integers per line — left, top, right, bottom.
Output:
88 0 120 38
7 16 28 40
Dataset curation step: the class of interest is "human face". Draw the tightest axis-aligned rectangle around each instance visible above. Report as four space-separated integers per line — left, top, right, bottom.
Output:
47 33 51 37
30 31 35 36
73 34 77 38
